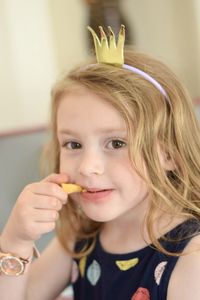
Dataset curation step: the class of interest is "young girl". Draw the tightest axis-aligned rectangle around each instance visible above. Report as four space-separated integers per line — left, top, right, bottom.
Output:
0 26 200 300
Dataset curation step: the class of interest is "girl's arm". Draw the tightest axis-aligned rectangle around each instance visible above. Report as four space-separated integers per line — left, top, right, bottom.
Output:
0 173 72 300
26 237 73 300
167 235 200 300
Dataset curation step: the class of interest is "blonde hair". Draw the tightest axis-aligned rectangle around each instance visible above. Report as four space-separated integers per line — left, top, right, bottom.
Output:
45 49 200 257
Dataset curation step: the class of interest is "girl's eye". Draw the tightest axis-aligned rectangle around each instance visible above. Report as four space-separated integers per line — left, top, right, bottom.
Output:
64 141 82 150
107 139 126 149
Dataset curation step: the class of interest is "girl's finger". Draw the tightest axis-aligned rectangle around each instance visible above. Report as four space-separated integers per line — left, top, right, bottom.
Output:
28 181 67 203
32 195 63 210
43 173 69 185
33 209 59 223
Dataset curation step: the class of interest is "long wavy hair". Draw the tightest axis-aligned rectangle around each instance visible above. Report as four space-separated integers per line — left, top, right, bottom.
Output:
44 49 200 257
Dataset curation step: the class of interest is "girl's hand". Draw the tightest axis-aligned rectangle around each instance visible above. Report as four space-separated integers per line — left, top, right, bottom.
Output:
0 173 68 256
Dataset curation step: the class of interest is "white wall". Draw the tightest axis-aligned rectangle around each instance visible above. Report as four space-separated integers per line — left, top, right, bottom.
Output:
193 0 200 91
122 0 200 97
0 1 57 131
0 0 87 132
47 0 88 73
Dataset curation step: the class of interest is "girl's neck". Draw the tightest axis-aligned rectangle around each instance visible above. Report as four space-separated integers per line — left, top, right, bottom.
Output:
100 212 187 255
100 210 149 254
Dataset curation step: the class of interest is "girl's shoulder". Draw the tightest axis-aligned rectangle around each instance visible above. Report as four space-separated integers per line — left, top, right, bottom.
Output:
167 234 200 300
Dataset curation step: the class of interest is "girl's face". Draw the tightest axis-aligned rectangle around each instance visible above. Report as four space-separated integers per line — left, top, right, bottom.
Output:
57 86 149 224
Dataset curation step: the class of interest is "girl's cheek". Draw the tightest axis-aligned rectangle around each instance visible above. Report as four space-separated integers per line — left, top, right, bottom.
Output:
59 156 68 173
59 156 77 174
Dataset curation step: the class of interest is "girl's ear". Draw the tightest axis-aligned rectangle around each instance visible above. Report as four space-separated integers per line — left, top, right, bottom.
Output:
157 144 175 171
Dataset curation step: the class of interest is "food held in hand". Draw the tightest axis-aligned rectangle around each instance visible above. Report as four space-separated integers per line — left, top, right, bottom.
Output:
61 183 85 194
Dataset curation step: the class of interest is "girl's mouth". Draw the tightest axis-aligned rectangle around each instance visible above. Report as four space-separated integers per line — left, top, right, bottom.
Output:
85 189 107 193
81 189 113 202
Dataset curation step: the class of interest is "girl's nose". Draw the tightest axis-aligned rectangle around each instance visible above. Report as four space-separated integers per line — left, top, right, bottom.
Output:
78 151 105 177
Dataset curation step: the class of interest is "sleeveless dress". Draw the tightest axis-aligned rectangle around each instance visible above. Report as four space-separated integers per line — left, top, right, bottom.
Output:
71 219 200 300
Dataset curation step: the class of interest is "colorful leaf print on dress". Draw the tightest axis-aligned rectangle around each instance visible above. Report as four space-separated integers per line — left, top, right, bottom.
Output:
154 261 168 285
79 256 87 278
115 257 139 271
87 259 101 286
131 287 150 300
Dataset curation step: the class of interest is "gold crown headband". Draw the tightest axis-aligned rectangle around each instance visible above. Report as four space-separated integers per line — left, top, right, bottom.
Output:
87 25 168 100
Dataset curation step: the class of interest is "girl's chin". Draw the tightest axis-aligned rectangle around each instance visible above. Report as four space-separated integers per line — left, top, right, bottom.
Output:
82 209 118 223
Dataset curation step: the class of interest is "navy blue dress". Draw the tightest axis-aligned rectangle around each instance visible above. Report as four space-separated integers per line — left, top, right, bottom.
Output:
71 219 200 300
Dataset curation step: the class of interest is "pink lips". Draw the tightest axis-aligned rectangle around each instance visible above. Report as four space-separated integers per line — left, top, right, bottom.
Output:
81 189 113 202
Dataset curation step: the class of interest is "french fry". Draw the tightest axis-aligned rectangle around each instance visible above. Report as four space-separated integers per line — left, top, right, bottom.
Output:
61 183 85 194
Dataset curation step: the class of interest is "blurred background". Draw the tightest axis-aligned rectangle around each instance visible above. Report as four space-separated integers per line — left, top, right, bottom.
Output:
0 0 200 133
0 1 200 297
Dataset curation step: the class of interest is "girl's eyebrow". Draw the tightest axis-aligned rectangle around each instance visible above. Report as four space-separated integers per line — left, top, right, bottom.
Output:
58 128 127 135
95 128 127 135
57 129 77 135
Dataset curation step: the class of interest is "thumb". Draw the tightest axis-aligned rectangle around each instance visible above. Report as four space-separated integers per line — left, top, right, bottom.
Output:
43 173 69 185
